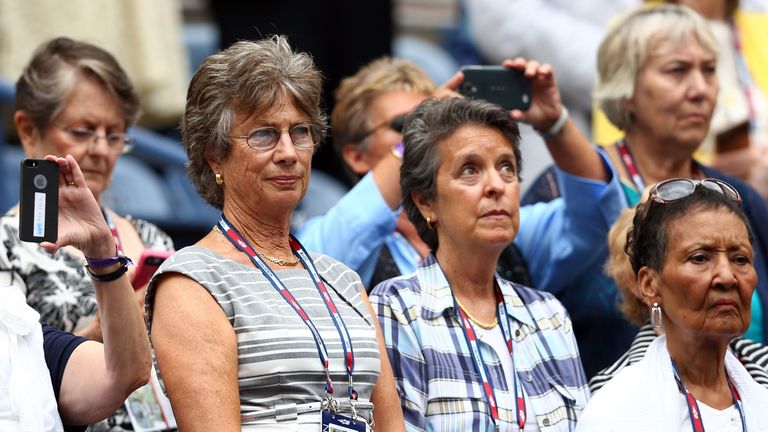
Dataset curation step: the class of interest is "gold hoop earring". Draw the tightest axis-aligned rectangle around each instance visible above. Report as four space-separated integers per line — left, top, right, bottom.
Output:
426 216 434 230
215 173 223 185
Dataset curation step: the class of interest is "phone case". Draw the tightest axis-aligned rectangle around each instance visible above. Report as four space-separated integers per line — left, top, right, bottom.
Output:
131 249 173 289
459 66 532 111
19 159 59 243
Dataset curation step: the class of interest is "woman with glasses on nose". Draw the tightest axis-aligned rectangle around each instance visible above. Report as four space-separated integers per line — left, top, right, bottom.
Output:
0 37 173 429
1 37 174 340
145 36 404 431
576 178 768 431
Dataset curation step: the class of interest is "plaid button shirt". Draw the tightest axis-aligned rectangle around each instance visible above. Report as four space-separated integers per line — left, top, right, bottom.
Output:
370 256 590 431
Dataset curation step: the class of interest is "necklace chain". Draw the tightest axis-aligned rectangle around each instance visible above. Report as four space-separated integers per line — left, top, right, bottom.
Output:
212 225 299 266
456 297 498 330
256 251 299 266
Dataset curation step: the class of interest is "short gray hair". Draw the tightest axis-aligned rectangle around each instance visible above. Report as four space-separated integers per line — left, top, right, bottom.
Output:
401 97 521 251
595 4 718 131
182 35 327 209
15 37 140 132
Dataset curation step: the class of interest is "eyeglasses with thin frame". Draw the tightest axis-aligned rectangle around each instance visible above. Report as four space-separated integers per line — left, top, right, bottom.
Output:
649 178 742 205
234 124 319 151
356 114 407 143
62 127 134 154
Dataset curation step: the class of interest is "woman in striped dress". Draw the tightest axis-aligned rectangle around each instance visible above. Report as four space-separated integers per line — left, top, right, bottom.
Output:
145 36 404 431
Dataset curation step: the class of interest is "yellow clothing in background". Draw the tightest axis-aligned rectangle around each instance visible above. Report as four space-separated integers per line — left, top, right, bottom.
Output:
592 11 768 166
0 0 189 128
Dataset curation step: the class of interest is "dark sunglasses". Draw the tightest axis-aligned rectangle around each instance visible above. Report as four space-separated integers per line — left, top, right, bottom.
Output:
649 178 742 205
356 114 407 142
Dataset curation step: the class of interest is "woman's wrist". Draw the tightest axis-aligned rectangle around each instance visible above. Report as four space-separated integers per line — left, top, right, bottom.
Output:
86 255 133 281
537 106 569 140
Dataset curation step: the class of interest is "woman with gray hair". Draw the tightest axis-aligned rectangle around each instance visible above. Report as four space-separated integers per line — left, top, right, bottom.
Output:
0 37 170 430
596 2 768 347
522 4 768 377
369 89 594 429
145 36 404 431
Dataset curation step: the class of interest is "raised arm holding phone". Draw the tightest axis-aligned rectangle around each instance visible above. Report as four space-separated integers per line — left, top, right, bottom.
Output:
297 56 624 294
1 154 150 429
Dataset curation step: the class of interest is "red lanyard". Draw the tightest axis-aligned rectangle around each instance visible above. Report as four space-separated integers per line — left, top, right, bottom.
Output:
671 360 746 432
454 288 526 431
616 139 646 192
101 209 124 255
217 215 357 401
616 139 702 193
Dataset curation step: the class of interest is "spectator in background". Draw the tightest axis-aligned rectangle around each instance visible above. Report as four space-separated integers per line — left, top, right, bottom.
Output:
594 0 768 199
297 57 627 294
0 37 174 430
1 155 150 431
522 4 768 378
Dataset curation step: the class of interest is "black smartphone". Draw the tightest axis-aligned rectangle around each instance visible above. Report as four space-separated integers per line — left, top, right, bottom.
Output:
19 159 59 243
459 65 533 111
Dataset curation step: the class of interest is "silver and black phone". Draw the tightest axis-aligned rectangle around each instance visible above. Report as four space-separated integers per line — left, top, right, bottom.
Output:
459 65 533 111
19 159 59 243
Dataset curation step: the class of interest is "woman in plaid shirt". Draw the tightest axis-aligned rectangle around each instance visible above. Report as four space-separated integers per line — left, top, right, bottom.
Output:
370 62 595 431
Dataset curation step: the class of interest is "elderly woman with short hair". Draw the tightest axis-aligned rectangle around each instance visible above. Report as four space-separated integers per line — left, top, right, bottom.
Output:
523 4 768 376
576 179 768 430
2 37 174 339
0 36 170 430
589 206 768 393
370 95 591 431
145 36 404 431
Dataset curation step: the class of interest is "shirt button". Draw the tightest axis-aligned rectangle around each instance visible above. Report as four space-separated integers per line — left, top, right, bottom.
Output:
515 329 521 338
542 418 550 426
525 374 533 383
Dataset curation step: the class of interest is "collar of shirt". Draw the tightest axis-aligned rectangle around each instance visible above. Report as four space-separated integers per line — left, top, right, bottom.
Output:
415 254 536 330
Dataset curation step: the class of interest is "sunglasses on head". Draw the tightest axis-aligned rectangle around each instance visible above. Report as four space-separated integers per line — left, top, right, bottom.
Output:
356 113 407 142
649 178 742 205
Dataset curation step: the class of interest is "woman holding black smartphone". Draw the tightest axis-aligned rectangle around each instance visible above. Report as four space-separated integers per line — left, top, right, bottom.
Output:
0 37 173 430
2 154 151 430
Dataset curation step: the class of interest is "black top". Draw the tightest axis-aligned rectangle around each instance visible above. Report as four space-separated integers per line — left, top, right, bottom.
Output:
42 323 88 431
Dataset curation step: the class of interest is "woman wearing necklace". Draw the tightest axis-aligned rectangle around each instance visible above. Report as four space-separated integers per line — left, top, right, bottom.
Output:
370 94 592 431
145 36 404 431
521 5 768 378
576 178 768 430
0 38 174 430
0 38 174 340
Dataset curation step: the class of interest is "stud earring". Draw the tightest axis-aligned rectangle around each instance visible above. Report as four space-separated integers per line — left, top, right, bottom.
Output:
215 173 223 185
426 216 434 230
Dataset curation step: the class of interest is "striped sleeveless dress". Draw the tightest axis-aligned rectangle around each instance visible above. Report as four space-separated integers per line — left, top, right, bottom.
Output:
145 246 381 430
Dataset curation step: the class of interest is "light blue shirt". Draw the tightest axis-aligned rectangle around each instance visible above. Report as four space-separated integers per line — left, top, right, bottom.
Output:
297 149 627 293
